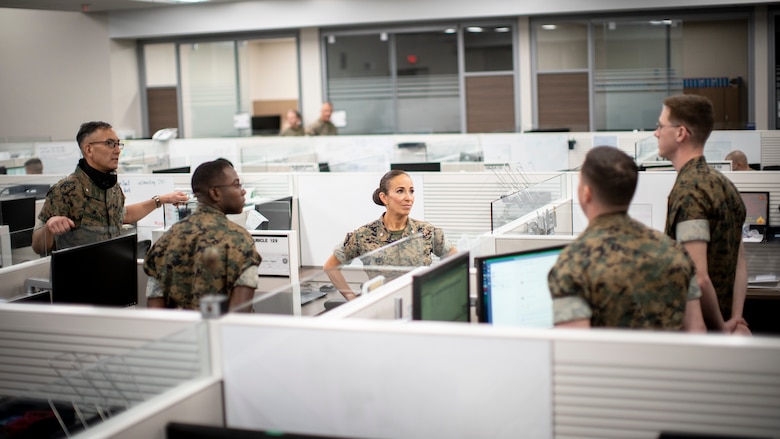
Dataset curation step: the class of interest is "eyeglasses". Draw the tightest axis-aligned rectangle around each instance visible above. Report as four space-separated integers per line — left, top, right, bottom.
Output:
87 139 125 150
212 181 243 190
655 122 693 135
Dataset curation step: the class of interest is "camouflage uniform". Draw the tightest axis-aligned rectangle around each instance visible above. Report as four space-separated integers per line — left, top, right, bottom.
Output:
144 203 262 310
334 214 452 280
306 119 338 136
280 126 304 136
548 212 699 330
665 155 745 320
37 165 125 250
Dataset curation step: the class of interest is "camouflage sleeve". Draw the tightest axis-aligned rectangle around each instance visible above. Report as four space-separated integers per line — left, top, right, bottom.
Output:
432 227 452 257
676 220 710 243
686 274 702 301
235 265 259 289
548 250 592 324
145 276 163 299
38 183 68 223
553 296 592 324
334 231 358 263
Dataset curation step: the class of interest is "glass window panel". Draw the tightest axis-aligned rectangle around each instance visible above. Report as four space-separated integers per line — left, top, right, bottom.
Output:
179 41 240 138
395 31 460 133
464 25 513 72
325 34 393 135
535 22 588 71
143 43 177 86
593 20 683 131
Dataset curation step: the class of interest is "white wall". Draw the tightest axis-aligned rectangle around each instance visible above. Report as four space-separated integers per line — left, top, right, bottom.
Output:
248 38 299 102
106 0 780 39
0 9 140 142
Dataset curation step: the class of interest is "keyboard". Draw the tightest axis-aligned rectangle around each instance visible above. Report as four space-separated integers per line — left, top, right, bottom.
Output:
299 289 326 305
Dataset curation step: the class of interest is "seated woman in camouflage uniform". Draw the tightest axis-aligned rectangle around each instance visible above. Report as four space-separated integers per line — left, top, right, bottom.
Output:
323 170 456 301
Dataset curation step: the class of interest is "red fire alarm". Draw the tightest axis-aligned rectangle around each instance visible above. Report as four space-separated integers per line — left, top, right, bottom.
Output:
406 54 418 64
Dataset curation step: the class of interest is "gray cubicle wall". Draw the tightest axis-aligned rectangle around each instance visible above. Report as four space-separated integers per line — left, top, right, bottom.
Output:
217 316 780 439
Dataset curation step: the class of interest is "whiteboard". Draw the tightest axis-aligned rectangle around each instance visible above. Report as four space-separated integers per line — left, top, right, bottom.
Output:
35 141 81 175
571 172 675 233
220 318 553 439
118 175 175 241
481 133 569 172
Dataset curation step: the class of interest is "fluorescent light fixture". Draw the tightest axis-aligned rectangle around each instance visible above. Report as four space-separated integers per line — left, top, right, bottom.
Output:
466 26 483 33
444 28 456 34
649 19 674 25
494 27 510 33
540 24 557 30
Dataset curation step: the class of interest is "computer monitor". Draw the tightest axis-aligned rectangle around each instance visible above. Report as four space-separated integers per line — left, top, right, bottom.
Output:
251 115 281 135
475 245 565 327
153 166 191 174
50 234 138 307
0 195 36 248
254 196 293 230
390 162 441 172
412 251 470 322
740 191 770 233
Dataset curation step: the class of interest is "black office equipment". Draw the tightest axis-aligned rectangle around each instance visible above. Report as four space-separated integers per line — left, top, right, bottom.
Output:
153 166 191 174
411 251 470 322
0 195 36 249
255 196 293 230
1 183 50 199
318 162 331 172
50 234 137 307
739 191 770 235
390 162 441 172
7 290 51 304
167 422 354 439
251 115 281 135
475 245 565 327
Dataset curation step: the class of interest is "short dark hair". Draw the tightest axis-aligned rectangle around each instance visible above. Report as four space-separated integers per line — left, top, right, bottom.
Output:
24 158 42 167
372 169 409 206
76 121 113 148
191 159 234 196
581 146 638 208
663 94 714 146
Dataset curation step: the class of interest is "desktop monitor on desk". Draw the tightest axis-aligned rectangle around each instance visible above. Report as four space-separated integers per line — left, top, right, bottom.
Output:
50 234 137 307
411 251 470 322
153 166 191 174
740 191 769 236
475 245 565 327
390 162 441 172
254 196 293 231
251 115 281 135
0 195 36 249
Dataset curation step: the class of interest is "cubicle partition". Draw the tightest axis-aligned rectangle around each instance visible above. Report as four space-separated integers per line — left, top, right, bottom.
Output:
0 305 220 438
216 316 780 439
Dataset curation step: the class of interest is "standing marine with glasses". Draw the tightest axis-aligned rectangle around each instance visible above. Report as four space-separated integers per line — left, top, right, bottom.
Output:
655 95 749 335
31 121 189 255
144 159 262 312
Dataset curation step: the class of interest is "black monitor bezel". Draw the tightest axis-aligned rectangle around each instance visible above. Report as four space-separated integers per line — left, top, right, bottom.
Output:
739 191 770 230
390 162 441 172
50 234 138 307
474 245 566 324
254 196 293 231
0 195 37 249
411 251 470 322
153 166 191 174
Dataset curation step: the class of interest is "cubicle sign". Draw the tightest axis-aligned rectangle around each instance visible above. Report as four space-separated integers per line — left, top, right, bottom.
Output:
251 231 291 277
